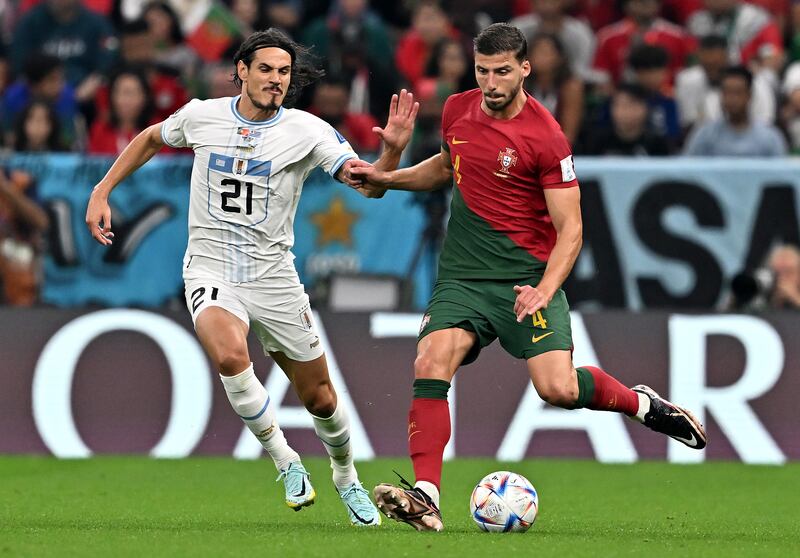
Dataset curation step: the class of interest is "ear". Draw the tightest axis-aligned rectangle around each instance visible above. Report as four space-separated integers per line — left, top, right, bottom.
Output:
236 60 248 84
521 59 532 79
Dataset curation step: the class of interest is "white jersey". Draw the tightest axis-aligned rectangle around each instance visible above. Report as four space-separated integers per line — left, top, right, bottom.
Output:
161 96 357 283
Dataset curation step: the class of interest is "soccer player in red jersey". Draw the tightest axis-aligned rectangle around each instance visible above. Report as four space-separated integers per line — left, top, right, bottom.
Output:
351 23 707 532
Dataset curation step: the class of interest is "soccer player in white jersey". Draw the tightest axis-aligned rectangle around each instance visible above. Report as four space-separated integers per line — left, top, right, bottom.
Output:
85 28 418 527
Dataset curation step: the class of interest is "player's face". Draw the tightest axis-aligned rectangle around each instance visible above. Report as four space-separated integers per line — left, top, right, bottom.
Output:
238 47 292 112
474 51 530 112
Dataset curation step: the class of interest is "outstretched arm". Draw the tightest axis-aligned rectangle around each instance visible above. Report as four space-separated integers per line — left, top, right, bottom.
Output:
513 186 583 321
350 147 453 193
85 123 166 245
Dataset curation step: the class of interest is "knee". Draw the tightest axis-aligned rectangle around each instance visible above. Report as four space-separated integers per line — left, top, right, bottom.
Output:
414 353 449 380
216 348 251 376
301 382 336 417
535 382 578 408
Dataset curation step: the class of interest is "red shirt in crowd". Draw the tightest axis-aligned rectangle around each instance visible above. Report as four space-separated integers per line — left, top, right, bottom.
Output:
593 17 697 85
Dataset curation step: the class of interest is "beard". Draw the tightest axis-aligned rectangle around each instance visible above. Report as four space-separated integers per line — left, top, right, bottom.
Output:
484 79 523 112
247 86 284 112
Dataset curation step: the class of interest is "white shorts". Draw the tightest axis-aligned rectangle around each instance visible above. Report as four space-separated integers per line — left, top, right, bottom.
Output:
183 273 323 362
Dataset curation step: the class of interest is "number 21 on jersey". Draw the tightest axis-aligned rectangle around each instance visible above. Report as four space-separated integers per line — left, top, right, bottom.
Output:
208 153 272 226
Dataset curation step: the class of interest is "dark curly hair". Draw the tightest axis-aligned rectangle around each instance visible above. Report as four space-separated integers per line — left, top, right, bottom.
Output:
232 28 324 107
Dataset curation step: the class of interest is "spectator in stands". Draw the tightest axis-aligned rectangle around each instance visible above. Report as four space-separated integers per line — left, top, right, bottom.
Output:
780 59 800 152
10 0 117 104
228 0 266 37
12 100 65 152
510 0 597 81
200 63 241 100
142 1 200 79
524 33 584 144
0 167 49 306
628 44 681 143
684 65 787 156
2 53 78 148
568 0 624 30
687 0 784 76
768 243 800 309
677 35 776 132
660 0 703 25
395 0 460 88
303 0 397 120
87 68 154 156
592 0 696 89
108 19 188 122
581 82 672 155
423 38 473 97
310 78 380 152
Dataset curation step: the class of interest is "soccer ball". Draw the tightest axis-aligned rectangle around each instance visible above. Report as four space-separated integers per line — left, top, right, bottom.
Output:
470 471 538 533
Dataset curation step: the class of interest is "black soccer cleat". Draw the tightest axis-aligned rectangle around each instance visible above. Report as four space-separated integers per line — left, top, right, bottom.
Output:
373 472 443 531
632 385 707 450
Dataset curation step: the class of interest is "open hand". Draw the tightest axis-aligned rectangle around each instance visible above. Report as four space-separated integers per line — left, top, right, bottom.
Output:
374 89 419 152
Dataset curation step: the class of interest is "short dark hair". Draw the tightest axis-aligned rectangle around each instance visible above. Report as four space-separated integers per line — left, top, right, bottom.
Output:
615 82 650 104
699 35 728 50
474 23 527 63
628 44 669 71
120 18 150 37
722 65 753 91
232 28 324 106
24 53 63 84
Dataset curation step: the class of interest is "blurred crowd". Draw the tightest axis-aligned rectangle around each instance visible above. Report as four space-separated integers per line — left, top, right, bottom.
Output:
4 0 800 158
1 0 800 308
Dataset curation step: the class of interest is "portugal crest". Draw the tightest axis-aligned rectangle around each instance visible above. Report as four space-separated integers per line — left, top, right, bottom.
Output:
497 147 518 175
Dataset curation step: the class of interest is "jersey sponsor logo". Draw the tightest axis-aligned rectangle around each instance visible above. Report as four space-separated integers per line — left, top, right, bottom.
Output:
451 137 469 145
496 147 518 176
237 127 262 149
560 155 576 182
531 331 554 343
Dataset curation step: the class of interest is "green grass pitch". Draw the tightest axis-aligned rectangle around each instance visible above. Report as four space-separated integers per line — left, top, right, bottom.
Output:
0 457 797 557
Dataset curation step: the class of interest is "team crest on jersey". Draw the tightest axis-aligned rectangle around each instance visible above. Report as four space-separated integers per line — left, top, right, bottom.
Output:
496 147 518 175
233 158 248 176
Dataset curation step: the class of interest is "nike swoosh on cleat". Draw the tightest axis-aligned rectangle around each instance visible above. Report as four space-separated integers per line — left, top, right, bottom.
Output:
671 432 698 447
294 478 307 498
346 504 375 525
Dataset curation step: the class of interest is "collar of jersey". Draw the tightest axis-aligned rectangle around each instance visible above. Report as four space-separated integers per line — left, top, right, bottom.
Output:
230 96 284 126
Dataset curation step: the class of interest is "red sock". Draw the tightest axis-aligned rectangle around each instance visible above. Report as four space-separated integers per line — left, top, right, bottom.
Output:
581 365 639 416
408 398 451 489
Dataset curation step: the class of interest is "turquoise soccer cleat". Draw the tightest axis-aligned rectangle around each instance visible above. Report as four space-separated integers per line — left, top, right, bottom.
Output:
276 461 316 511
338 482 382 526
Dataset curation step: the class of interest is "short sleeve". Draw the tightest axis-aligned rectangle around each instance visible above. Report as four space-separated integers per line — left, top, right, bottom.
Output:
539 129 579 188
440 95 457 153
161 99 202 148
309 121 357 179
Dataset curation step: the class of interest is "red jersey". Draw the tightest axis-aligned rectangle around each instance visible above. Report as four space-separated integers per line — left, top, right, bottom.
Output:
593 17 697 85
438 89 578 281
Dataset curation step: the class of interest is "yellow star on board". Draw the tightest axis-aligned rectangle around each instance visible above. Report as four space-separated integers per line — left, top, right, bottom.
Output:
310 197 360 246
